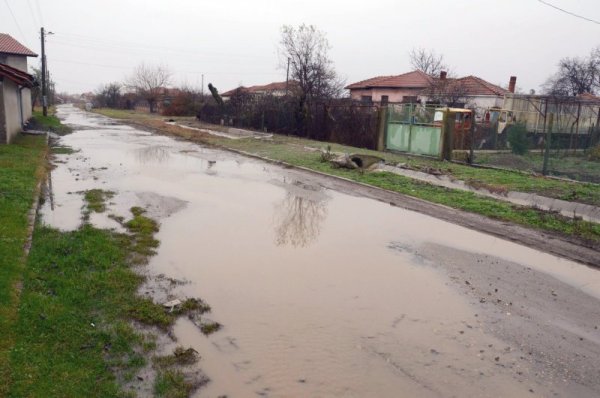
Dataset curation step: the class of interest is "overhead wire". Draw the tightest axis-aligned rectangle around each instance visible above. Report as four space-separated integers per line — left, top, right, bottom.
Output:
26 0 41 29
51 32 273 60
537 0 600 25
34 0 44 26
51 58 281 77
3 0 30 46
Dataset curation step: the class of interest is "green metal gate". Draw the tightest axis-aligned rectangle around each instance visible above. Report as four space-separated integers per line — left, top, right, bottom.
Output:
385 104 444 158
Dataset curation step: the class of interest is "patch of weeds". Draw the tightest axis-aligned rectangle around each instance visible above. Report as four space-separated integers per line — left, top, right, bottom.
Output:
154 369 205 398
124 207 160 263
51 145 78 155
172 298 211 316
31 110 73 135
128 297 174 330
83 189 115 213
200 321 222 336
153 347 199 368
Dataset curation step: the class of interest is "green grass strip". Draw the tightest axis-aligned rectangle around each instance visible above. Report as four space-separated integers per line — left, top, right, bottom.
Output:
0 135 47 395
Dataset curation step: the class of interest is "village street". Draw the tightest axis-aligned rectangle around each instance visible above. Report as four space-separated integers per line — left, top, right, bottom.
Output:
44 104 600 397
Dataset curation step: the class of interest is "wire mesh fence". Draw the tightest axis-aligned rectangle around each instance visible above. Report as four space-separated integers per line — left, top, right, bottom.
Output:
462 96 600 183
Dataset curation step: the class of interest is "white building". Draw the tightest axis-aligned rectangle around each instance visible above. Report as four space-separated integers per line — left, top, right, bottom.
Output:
0 33 37 144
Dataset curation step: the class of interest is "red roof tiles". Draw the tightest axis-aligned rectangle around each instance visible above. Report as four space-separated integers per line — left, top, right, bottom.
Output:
0 33 37 57
222 81 292 96
452 76 508 96
0 63 35 87
345 70 433 90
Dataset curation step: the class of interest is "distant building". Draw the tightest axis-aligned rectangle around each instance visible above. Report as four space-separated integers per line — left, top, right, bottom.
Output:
0 33 37 144
419 73 510 110
345 70 433 104
346 70 513 111
221 81 295 101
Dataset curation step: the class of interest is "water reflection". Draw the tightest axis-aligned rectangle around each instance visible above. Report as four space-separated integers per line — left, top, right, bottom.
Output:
273 180 329 248
133 145 171 164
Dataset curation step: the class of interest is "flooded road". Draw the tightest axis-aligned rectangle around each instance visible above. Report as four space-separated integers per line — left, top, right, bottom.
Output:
45 105 600 397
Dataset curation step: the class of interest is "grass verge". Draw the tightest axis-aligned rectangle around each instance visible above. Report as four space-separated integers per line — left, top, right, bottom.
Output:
30 109 72 135
0 135 47 396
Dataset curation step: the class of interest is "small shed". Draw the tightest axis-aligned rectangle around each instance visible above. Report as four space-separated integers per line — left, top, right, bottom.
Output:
0 33 38 144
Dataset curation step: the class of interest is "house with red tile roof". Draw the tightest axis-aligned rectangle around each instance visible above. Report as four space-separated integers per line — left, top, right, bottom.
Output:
221 81 298 100
346 70 513 111
345 70 433 104
419 74 510 109
0 33 38 144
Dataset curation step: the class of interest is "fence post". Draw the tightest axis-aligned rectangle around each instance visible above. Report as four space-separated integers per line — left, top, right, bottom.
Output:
442 109 453 161
542 99 553 175
376 106 387 151
469 110 475 165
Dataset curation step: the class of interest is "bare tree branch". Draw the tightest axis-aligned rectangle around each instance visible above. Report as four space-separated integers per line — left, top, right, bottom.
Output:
127 63 172 113
543 47 600 96
279 24 343 103
409 47 448 77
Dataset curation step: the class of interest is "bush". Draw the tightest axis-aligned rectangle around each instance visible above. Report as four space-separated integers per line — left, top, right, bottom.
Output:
588 145 600 161
507 123 529 155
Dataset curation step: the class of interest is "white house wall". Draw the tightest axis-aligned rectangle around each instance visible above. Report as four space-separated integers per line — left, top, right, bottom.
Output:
2 79 23 144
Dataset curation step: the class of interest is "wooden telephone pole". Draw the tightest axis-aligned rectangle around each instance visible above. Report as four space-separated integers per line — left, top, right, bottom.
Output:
40 27 48 116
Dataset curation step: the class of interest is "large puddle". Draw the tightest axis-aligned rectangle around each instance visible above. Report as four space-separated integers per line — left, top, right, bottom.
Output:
43 105 600 397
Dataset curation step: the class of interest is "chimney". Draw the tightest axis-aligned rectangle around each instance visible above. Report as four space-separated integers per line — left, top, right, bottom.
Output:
508 76 517 93
440 70 447 80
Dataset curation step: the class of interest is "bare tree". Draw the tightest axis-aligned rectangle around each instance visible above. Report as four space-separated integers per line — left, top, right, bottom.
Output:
543 47 600 96
279 24 343 105
94 82 121 108
409 47 448 77
127 63 171 113
422 78 470 107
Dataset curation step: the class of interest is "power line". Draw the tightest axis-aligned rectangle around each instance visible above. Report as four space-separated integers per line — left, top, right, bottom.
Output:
51 32 273 60
537 0 600 25
2 0 30 46
26 0 40 29
52 58 281 76
34 0 44 26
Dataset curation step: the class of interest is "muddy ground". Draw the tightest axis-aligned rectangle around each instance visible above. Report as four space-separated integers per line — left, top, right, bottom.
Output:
45 105 600 397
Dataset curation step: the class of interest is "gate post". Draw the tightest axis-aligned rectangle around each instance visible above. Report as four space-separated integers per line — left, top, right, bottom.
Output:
376 106 387 151
441 109 453 161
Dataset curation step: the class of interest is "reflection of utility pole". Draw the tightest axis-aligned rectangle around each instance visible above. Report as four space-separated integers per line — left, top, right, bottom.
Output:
41 27 47 116
40 27 53 116
285 57 290 96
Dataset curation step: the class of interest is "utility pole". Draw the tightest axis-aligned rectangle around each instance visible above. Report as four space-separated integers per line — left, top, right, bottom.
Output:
40 27 48 116
201 74 204 99
285 57 290 96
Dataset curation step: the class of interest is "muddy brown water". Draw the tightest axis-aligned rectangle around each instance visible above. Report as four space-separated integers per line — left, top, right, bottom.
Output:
43 105 600 397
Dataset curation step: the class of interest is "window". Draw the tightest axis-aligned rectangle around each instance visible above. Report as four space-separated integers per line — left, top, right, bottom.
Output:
361 95 372 104
402 96 417 103
380 95 389 104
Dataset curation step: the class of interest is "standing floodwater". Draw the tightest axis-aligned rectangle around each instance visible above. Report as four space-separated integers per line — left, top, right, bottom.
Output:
45 105 600 397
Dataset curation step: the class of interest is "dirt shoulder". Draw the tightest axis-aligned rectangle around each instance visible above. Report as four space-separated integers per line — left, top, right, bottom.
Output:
91 109 600 267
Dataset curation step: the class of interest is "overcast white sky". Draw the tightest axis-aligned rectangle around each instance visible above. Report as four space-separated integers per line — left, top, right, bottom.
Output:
1 0 599 94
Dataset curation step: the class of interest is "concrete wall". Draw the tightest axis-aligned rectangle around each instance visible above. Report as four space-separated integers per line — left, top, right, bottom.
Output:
3 55 28 72
0 54 34 143
21 87 32 121
349 87 424 103
1 79 24 144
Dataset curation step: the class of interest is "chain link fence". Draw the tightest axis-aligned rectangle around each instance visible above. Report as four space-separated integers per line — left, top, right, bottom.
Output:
463 96 600 183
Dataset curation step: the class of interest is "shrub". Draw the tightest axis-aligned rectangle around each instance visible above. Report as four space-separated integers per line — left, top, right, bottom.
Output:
507 123 529 155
